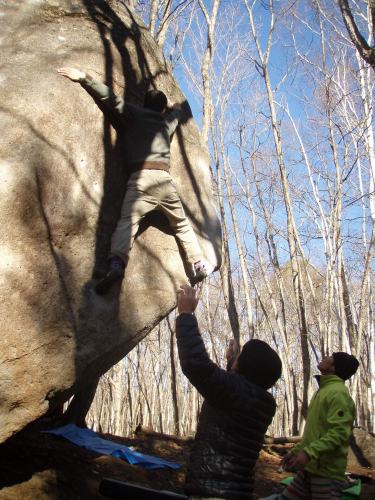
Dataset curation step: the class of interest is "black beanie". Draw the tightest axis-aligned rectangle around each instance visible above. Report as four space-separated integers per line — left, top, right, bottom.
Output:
237 339 282 389
332 352 359 380
144 90 167 112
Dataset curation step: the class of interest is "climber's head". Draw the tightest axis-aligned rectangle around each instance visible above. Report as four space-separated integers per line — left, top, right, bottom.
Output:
233 339 282 390
144 90 167 113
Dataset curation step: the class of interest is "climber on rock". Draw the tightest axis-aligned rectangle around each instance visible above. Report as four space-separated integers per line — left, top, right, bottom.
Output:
58 67 210 294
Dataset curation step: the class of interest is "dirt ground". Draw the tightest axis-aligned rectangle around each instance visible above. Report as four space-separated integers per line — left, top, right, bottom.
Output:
0 421 374 499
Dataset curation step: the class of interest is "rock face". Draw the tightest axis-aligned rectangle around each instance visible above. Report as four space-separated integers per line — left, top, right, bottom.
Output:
0 0 221 443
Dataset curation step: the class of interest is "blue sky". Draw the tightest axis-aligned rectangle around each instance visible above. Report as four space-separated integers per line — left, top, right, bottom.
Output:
138 0 373 273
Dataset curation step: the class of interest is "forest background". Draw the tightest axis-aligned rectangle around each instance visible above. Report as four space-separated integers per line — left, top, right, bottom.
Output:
85 0 375 439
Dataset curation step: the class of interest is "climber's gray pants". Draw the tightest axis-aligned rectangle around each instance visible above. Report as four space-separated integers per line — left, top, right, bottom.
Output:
110 169 203 264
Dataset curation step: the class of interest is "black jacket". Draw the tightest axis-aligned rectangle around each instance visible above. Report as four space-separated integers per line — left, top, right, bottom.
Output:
176 314 277 500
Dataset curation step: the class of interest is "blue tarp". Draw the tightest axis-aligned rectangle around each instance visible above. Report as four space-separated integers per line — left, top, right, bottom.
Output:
44 424 181 470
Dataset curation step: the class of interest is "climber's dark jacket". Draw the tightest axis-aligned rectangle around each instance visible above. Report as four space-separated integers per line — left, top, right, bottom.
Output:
81 75 181 169
176 313 277 500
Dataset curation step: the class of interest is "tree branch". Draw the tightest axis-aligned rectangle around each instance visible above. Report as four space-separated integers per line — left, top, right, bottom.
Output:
338 0 375 68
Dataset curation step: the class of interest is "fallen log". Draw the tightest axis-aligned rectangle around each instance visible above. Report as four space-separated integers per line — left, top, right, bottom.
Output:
264 436 301 444
134 425 193 444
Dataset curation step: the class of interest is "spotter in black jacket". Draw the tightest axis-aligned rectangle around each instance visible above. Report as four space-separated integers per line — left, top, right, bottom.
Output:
176 313 277 500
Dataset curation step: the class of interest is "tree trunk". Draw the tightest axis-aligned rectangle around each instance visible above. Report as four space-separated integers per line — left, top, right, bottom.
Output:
168 318 180 436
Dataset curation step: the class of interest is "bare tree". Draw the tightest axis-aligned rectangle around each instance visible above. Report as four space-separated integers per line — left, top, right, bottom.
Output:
338 0 375 68
245 0 312 422
84 0 374 438
167 317 180 435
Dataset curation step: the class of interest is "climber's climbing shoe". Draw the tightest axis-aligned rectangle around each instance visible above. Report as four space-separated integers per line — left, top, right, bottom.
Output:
95 256 125 295
95 268 124 295
191 260 212 285
194 263 207 282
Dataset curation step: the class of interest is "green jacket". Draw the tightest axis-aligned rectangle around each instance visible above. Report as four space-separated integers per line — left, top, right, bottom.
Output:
293 375 355 481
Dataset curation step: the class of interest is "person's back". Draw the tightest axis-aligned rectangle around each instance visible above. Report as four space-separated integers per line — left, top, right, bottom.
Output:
118 102 180 168
186 370 276 498
76 76 181 169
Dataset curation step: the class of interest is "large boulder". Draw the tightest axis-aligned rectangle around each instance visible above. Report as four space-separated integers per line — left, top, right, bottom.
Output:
0 0 221 443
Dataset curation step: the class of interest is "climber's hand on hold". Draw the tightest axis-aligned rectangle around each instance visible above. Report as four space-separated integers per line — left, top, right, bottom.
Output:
57 67 86 82
177 285 199 315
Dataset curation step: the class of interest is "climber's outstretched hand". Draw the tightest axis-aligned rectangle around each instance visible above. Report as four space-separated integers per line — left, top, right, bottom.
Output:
177 285 199 315
57 67 85 82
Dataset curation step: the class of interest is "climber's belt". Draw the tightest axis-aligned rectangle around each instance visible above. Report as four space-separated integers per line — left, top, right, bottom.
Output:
127 161 170 174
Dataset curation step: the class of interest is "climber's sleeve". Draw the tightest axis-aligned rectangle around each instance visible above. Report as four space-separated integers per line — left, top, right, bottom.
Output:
80 75 141 120
164 109 182 136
